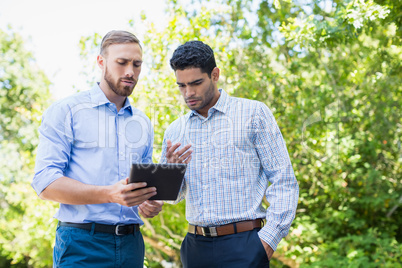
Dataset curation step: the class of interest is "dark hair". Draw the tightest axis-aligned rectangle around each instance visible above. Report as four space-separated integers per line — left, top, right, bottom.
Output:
100 30 141 56
170 41 216 77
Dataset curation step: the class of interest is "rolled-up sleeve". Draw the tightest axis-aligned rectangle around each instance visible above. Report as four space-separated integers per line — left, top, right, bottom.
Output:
32 103 73 195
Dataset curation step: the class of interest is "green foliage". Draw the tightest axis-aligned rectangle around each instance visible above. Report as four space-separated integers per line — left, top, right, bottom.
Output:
0 27 55 267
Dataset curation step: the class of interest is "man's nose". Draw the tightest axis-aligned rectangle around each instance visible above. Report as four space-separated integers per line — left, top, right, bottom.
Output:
185 87 196 97
125 66 134 77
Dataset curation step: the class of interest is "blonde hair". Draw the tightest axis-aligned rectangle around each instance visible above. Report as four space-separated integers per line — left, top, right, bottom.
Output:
100 30 141 56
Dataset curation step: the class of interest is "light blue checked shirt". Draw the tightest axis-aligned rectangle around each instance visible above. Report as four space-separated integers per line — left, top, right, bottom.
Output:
160 89 299 250
32 84 153 225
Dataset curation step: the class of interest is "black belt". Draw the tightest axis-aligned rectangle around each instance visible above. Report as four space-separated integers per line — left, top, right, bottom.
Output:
59 221 140 236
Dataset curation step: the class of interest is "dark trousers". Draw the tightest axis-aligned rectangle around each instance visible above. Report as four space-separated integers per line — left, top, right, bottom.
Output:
180 228 269 268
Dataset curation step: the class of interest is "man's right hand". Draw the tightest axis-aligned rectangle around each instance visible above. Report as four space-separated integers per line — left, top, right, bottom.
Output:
108 178 157 207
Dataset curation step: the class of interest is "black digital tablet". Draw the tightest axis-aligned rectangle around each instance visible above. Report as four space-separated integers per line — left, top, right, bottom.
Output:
129 163 187 201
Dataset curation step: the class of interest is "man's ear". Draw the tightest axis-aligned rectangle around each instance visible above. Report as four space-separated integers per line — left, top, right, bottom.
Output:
97 55 105 70
211 67 220 82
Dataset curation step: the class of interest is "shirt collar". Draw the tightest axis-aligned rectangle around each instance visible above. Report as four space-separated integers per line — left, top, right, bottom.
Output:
188 88 229 118
90 83 133 115
213 88 229 114
121 98 133 115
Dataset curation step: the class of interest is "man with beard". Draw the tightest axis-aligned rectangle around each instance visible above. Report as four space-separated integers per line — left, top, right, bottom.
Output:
161 41 299 267
32 30 190 267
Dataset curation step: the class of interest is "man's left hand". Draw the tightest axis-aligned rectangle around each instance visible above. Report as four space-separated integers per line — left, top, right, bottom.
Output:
260 239 274 260
138 200 164 218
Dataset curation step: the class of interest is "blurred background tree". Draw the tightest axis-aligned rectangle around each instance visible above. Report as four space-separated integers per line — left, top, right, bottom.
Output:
1 0 401 267
0 28 56 267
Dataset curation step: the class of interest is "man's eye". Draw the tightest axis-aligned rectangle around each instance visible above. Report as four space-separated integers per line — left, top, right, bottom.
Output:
133 61 143 67
118 62 126 65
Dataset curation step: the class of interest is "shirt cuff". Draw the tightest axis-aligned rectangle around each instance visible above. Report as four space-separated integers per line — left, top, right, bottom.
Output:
31 168 64 196
257 224 283 251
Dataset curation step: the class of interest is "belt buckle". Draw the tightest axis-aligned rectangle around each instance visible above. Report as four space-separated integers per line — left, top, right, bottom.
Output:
115 224 125 236
202 226 218 237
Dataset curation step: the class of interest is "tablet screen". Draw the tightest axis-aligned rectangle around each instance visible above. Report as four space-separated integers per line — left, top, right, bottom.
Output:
129 163 187 201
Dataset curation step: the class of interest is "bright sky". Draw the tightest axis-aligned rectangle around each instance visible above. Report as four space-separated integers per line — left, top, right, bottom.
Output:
0 0 166 100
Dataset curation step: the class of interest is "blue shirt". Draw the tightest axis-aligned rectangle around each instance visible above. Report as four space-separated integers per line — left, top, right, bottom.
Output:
32 84 153 225
160 89 299 251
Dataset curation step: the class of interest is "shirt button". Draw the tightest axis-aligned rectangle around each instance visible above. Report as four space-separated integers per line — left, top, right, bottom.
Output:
202 185 208 190
120 152 124 156
121 173 125 177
